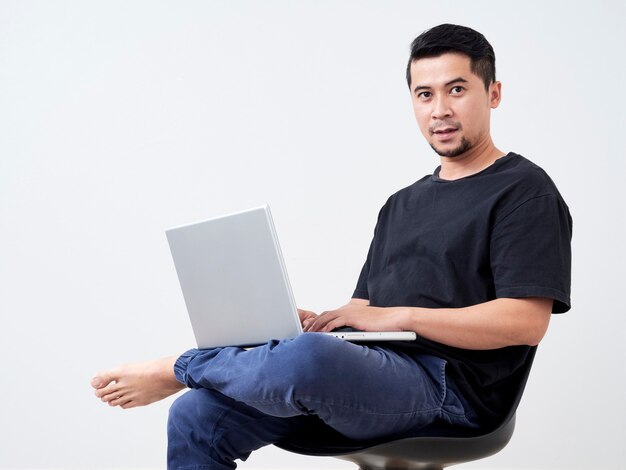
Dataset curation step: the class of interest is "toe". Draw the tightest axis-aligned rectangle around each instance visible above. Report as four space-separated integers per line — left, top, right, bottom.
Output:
109 392 134 408
101 389 124 404
95 381 123 399
91 370 118 389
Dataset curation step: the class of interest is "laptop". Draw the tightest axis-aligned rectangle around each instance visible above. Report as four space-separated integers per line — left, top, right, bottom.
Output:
166 205 416 348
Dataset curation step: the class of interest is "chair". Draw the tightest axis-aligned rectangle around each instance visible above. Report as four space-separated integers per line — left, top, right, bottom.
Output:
276 348 536 470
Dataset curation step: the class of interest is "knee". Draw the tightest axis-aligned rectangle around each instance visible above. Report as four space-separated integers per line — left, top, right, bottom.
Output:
277 333 347 385
168 390 197 432
291 332 346 362
168 389 225 434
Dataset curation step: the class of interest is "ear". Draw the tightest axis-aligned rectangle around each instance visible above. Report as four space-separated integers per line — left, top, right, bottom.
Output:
489 81 502 109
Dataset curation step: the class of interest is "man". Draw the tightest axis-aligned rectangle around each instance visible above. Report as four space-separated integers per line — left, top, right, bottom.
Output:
92 24 572 469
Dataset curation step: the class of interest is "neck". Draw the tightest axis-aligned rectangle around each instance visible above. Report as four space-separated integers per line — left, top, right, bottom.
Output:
438 137 505 181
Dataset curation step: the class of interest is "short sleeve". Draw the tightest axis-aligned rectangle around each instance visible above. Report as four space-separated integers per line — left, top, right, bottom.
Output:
352 203 390 301
490 194 572 313
352 240 373 300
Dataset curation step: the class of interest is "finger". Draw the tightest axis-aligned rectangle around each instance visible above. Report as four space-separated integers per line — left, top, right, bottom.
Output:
303 317 319 332
321 318 349 333
304 312 325 331
307 311 339 332
297 308 317 322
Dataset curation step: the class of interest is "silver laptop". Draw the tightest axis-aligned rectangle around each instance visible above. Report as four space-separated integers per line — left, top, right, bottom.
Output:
166 205 416 348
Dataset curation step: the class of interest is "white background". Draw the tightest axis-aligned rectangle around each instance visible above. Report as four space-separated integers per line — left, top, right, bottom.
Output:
1 1 624 468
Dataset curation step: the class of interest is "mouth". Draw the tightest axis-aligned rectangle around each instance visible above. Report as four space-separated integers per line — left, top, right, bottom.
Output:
432 127 458 140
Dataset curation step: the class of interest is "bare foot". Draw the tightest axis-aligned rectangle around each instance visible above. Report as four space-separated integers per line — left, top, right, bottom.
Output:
91 356 185 409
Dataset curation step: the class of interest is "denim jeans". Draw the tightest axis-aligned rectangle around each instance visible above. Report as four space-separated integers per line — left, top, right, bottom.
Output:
168 333 478 470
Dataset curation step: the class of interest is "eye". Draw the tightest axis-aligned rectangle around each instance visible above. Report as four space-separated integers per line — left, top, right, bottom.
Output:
450 86 465 95
416 91 432 100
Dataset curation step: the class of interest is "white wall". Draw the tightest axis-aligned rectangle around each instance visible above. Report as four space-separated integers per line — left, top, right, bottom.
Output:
1 0 624 468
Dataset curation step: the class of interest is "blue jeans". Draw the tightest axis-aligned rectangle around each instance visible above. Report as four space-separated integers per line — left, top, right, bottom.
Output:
168 333 478 470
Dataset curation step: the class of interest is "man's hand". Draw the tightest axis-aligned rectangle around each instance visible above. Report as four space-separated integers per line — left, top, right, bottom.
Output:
297 308 318 329
302 300 409 333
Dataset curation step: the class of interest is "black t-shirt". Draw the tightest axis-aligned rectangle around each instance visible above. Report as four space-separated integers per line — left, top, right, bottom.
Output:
353 152 572 427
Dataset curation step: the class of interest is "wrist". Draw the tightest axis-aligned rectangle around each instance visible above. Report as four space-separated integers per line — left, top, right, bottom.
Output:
397 306 418 331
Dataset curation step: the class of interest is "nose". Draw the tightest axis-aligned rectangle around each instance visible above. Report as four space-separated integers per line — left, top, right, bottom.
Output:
431 95 452 120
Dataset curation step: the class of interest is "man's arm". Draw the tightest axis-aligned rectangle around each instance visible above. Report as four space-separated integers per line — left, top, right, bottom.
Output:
303 297 552 350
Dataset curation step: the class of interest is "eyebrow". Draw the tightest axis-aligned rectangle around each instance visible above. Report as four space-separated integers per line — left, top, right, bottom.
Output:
412 77 469 94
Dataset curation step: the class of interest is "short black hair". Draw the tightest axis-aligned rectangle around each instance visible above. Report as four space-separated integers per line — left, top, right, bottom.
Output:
406 24 496 90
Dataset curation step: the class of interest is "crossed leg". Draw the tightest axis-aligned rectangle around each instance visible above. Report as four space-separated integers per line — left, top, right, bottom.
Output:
91 334 477 469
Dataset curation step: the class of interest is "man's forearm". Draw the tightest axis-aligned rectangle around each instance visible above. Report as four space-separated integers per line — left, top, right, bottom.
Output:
398 297 552 350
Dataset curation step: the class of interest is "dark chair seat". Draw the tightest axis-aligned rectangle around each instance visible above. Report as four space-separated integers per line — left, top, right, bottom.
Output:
328 413 516 470
276 348 536 470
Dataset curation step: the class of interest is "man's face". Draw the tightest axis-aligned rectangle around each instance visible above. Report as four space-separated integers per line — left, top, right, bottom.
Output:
409 52 501 158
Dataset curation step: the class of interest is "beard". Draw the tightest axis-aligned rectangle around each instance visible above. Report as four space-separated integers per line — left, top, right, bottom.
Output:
429 136 472 158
